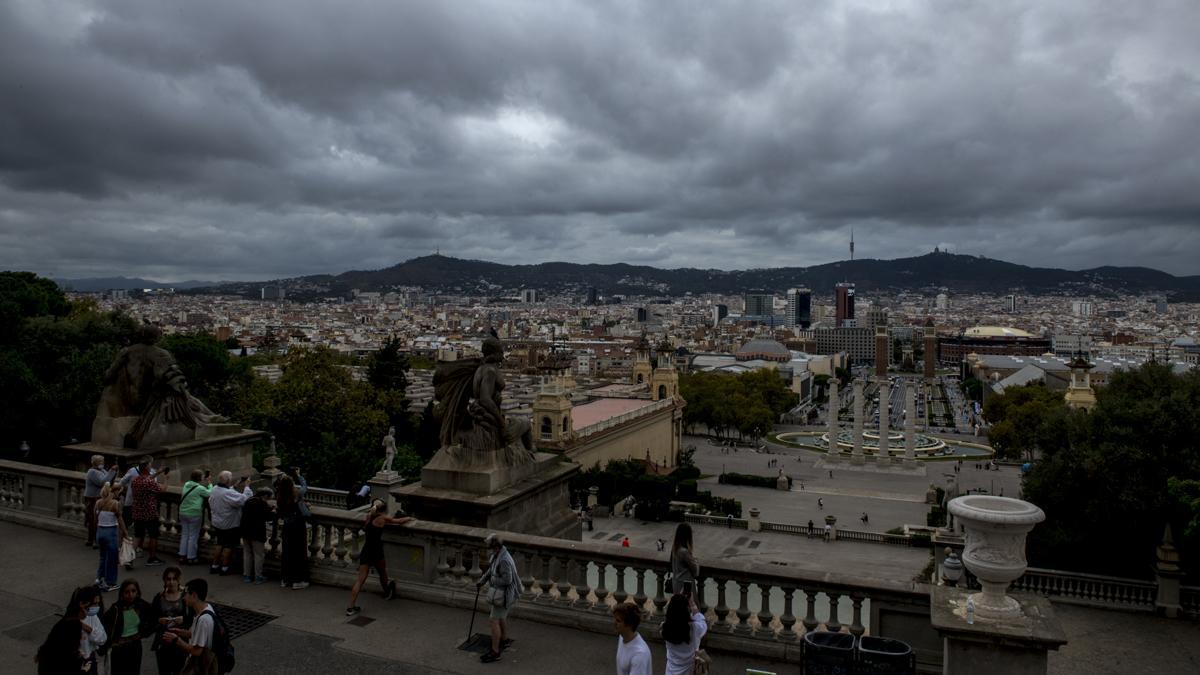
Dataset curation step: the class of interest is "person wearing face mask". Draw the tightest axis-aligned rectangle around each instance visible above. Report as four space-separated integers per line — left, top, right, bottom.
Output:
70 586 108 675
149 566 192 675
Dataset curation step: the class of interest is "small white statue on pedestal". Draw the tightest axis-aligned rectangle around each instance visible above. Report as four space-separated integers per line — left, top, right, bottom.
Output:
381 426 396 474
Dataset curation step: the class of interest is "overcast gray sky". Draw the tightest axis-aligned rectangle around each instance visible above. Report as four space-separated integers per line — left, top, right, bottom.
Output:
2 0 1199 281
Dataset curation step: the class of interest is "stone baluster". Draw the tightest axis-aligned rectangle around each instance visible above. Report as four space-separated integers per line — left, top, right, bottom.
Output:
537 553 554 602
849 594 865 637
520 551 537 599
826 592 842 632
633 568 648 613
755 583 774 637
468 546 484 584
651 570 668 617
802 590 819 633
320 523 334 562
714 578 730 631
592 562 610 612
434 541 451 584
334 524 349 566
555 556 574 605
612 565 628 605
779 587 798 641
695 575 709 615
450 546 467 586
307 521 320 560
573 560 593 609
733 580 753 634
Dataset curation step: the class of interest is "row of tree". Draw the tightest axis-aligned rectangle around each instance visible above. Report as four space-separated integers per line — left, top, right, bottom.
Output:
0 272 426 488
679 369 799 442
987 365 1200 579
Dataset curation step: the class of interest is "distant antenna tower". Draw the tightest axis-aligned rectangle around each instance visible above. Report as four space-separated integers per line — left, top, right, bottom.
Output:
850 227 855 261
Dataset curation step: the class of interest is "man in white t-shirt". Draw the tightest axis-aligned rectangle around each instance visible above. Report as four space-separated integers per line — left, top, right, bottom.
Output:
162 578 214 666
613 601 652 675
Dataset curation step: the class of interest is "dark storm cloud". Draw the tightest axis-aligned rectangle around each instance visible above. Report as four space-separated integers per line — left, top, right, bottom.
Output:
1 0 1198 280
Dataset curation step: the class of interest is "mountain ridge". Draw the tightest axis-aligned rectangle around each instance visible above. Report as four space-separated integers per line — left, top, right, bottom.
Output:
186 252 1200 300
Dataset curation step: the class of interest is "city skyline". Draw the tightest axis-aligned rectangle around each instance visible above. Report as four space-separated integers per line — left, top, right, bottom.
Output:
3 1 1200 281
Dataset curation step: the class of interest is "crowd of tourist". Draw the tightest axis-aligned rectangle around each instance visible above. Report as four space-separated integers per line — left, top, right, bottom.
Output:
52 454 717 673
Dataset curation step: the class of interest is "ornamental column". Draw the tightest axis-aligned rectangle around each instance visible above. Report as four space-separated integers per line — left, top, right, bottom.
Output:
827 378 840 457
852 379 864 464
904 380 917 467
878 378 890 463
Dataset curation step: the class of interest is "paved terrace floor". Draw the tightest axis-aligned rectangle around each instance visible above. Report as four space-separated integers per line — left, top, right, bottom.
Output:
3 521 1198 674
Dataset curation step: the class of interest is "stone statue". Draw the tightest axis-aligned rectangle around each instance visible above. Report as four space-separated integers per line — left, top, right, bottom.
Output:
432 337 534 466
381 426 397 473
92 323 226 449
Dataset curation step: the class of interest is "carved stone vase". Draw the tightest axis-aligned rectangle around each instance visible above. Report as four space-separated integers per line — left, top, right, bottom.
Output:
947 495 1045 619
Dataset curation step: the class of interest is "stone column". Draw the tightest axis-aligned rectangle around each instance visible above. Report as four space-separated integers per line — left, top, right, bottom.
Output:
852 379 865 464
1155 525 1184 618
748 507 762 532
827 378 840 457
904 380 917 466
877 378 890 463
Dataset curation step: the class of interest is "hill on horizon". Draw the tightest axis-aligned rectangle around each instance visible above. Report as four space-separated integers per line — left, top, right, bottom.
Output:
187 251 1200 300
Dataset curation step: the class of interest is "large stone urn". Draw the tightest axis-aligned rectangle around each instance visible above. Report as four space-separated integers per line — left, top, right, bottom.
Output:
947 495 1044 620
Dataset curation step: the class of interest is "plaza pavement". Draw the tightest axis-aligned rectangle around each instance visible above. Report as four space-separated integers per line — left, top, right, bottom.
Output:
0 521 793 675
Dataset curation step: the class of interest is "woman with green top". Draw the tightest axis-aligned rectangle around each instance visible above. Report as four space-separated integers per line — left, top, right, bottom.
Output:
102 579 153 675
177 469 212 565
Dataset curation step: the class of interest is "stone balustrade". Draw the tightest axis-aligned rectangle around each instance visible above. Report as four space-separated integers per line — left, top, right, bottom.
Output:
1011 567 1158 610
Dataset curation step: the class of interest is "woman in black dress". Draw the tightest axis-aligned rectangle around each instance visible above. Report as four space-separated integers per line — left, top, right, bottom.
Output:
345 499 413 616
276 475 311 590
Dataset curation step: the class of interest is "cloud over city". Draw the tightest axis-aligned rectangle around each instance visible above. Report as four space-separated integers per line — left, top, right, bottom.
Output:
2 0 1199 280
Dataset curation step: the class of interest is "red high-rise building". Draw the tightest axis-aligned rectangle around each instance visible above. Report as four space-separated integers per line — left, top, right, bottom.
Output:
834 283 855 327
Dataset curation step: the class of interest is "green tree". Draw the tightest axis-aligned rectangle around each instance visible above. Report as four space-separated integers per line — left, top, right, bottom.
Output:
983 383 1068 462
367 336 410 393
1022 363 1200 578
160 332 245 409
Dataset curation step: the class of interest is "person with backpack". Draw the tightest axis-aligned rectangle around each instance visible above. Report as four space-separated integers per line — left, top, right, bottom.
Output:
163 579 232 675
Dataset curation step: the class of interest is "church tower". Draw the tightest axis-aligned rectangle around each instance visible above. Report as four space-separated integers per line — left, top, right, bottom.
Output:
1064 354 1097 411
631 335 653 387
532 382 574 443
651 340 679 401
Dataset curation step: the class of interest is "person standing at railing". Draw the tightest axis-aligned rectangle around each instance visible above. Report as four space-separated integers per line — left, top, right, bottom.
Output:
275 474 310 590
132 462 170 567
669 523 699 595
613 601 652 675
95 483 127 591
476 533 524 664
177 469 212 566
207 471 251 577
662 592 709 675
241 487 275 585
84 454 117 548
346 499 413 617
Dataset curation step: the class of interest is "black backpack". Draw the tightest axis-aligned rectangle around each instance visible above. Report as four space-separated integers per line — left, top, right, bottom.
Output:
200 608 236 673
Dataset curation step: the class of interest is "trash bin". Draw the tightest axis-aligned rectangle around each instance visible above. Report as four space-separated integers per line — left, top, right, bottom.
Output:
802 630 856 675
857 635 915 674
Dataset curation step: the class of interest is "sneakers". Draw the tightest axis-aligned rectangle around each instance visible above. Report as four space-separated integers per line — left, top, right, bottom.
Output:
101 583 120 592
345 606 361 617
146 558 165 567
254 576 267 585
480 650 501 663
292 582 310 590
219 567 231 576
383 580 396 600
242 575 253 584
210 565 221 575
501 638 514 651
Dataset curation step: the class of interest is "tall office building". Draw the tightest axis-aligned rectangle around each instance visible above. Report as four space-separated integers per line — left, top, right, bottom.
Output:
521 289 542 303
743 291 774 317
834 283 855 328
636 307 649 323
1007 295 1017 313
936 293 949 310
786 288 812 328
711 304 729 326
585 287 598 305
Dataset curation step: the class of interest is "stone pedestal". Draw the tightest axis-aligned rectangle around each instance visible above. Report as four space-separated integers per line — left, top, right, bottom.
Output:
748 507 761 532
369 471 405 514
394 452 581 540
63 428 265 487
931 587 1067 675
776 474 790 490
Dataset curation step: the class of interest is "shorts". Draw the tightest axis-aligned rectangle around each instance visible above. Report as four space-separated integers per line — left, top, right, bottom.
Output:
134 519 160 539
489 604 510 620
214 526 241 548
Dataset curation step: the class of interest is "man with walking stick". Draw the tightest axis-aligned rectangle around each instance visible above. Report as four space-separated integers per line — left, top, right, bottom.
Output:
476 533 524 663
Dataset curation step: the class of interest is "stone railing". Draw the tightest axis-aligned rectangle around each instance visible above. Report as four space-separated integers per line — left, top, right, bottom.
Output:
687 511 915 547
684 512 747 529
0 459 943 670
1182 586 1199 617
304 486 352 510
1012 568 1157 610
